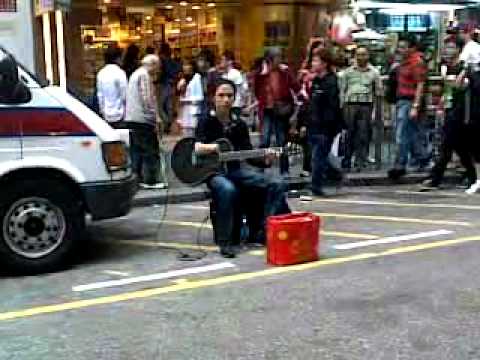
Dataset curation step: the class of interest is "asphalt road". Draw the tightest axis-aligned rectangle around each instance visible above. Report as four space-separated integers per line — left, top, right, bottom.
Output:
2 185 480 359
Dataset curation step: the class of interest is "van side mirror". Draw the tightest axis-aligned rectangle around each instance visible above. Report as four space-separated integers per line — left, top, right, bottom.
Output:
0 53 31 104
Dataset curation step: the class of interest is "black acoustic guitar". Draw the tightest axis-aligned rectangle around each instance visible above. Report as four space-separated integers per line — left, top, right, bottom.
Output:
171 137 288 186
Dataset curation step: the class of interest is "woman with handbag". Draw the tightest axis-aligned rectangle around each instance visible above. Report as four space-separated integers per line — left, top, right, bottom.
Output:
254 48 300 175
301 49 344 197
297 40 326 177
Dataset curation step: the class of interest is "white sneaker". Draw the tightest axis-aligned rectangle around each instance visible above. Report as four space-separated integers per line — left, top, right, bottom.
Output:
140 183 167 190
466 180 480 195
300 171 311 178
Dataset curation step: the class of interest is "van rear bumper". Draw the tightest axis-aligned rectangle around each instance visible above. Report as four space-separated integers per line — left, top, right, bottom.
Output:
81 175 137 221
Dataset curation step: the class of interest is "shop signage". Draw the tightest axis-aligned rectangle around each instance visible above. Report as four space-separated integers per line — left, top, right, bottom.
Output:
0 0 17 12
35 0 71 15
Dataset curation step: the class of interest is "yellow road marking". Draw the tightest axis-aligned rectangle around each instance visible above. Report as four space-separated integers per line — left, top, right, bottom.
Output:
2 235 480 322
313 198 480 211
323 231 377 239
315 212 471 227
158 220 378 239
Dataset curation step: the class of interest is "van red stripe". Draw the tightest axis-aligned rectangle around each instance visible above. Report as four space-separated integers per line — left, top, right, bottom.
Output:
0 108 94 136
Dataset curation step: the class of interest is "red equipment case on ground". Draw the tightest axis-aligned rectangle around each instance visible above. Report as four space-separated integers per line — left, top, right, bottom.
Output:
266 212 321 266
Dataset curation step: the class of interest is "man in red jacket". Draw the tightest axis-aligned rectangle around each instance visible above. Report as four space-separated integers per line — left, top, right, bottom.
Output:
388 34 428 180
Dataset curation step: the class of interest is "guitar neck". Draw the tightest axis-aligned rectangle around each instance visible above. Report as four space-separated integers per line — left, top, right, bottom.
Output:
219 148 280 162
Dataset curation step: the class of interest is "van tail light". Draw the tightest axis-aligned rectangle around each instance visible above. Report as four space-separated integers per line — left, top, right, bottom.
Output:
102 141 128 172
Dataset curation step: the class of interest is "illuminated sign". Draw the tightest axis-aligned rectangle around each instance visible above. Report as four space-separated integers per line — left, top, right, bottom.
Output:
35 0 70 15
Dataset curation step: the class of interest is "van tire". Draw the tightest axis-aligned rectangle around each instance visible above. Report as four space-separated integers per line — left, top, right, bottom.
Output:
0 179 85 274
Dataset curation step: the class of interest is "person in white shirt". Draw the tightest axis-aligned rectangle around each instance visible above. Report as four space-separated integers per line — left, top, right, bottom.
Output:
456 26 480 88
219 50 248 114
96 46 127 128
177 60 204 137
459 27 480 67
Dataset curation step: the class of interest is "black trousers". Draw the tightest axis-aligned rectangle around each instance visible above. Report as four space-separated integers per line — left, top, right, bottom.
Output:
127 123 160 185
343 103 373 169
430 110 476 186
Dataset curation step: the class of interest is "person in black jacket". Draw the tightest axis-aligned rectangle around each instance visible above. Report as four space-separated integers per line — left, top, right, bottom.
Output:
195 79 290 257
301 49 343 196
422 40 476 190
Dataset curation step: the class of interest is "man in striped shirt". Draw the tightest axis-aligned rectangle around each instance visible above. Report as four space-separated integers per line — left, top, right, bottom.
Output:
388 34 428 180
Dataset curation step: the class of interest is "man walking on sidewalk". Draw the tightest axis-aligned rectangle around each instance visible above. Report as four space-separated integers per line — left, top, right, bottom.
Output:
388 34 428 180
340 46 381 171
422 40 477 190
158 43 181 133
126 54 166 189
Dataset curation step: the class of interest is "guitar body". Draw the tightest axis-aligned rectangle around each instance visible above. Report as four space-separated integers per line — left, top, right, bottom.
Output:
171 137 234 186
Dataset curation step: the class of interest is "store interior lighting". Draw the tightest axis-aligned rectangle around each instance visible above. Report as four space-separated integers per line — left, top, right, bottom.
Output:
186 16 193 22
355 1 466 12
379 8 429 15
192 5 201 10
165 4 173 9
207 3 215 7
180 1 188 6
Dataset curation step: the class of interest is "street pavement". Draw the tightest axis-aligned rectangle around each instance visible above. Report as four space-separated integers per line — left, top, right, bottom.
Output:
2 185 480 359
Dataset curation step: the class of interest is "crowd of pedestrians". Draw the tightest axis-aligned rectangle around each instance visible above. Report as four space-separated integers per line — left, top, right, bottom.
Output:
93 25 480 196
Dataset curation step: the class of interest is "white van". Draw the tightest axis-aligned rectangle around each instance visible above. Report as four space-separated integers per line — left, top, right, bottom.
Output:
0 47 136 274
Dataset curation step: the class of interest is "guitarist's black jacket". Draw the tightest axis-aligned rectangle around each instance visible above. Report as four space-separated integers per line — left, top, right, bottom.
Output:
195 111 268 171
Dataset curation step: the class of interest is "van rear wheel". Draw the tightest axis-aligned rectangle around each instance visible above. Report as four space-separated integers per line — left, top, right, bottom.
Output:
0 179 84 274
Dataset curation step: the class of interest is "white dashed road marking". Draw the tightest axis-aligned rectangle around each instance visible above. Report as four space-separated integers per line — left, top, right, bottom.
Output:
73 262 236 292
333 230 453 250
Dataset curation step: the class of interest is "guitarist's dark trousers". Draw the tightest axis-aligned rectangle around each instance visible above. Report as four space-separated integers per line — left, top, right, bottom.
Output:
208 168 291 246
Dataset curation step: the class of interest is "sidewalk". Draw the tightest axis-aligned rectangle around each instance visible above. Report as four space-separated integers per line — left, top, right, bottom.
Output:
132 135 461 207
133 170 458 208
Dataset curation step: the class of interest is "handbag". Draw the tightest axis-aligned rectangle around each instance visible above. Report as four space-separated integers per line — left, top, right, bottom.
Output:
273 100 294 118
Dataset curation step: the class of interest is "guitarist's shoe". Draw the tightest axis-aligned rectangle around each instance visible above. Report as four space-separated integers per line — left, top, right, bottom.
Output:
140 182 167 190
220 246 236 258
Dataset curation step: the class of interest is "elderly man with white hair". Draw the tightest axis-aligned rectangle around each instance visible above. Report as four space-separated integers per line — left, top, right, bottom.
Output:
126 54 165 189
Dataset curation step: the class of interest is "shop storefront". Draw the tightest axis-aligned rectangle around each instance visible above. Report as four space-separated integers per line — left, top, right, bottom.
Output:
353 1 479 74
33 0 338 95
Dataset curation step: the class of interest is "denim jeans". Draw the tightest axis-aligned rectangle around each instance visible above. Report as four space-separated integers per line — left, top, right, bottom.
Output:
208 168 290 246
129 125 160 185
261 108 289 174
394 99 427 169
309 134 333 194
